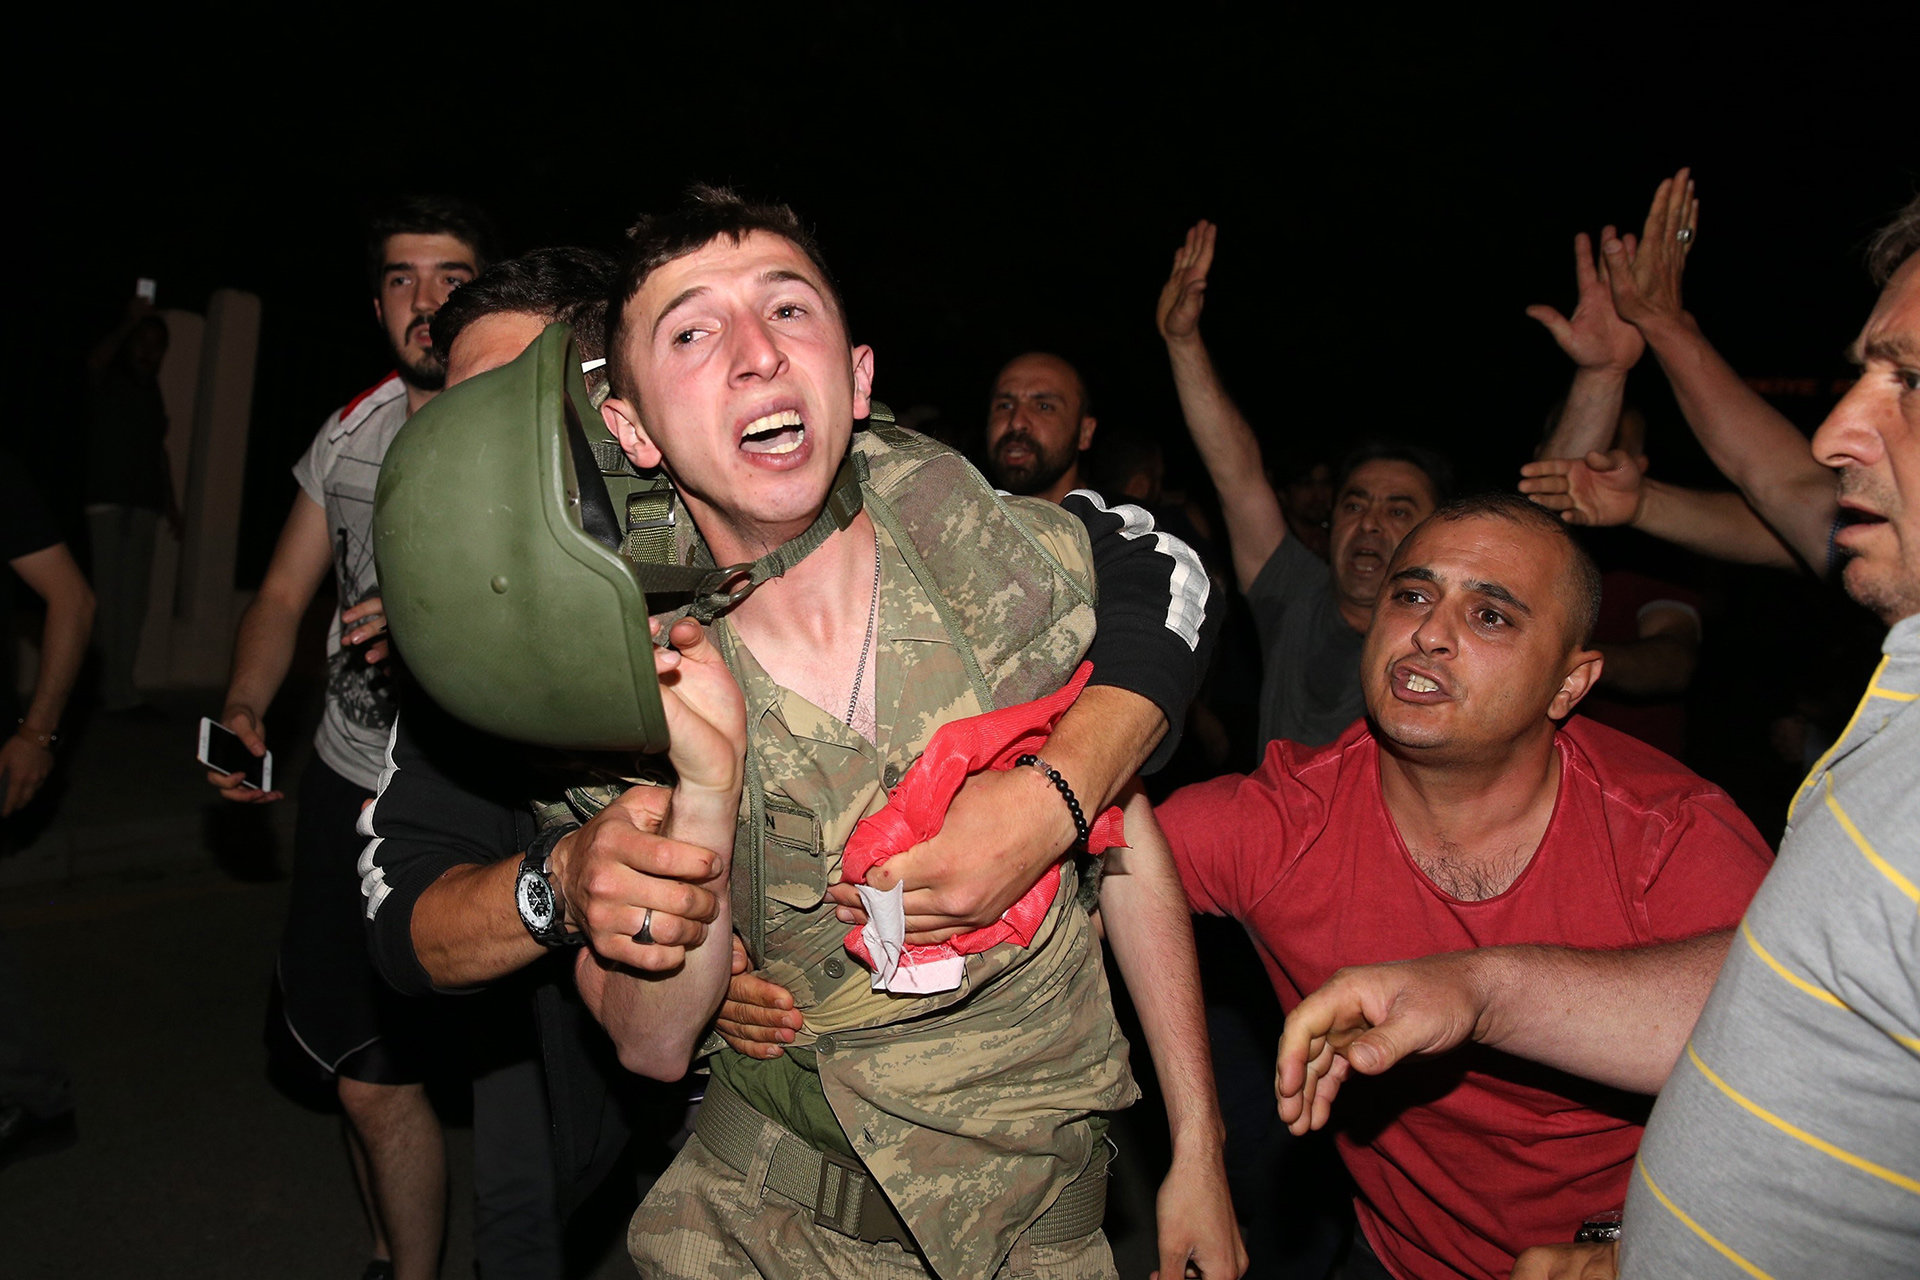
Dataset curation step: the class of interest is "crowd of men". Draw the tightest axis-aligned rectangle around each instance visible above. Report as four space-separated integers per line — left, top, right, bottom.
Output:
6 166 1914 1280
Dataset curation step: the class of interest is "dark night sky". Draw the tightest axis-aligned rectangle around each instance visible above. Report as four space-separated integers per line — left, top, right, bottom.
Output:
13 7 1914 580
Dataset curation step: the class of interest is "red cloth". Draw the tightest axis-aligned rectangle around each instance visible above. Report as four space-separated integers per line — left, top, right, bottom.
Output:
842 661 1125 970
1157 717 1772 1280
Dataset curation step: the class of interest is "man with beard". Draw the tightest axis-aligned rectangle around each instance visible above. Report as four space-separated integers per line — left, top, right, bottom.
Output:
205 196 495 1280
1158 221 1453 750
984 351 1099 502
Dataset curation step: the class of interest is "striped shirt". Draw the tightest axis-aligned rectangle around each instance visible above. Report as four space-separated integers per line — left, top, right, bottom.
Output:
1622 614 1920 1277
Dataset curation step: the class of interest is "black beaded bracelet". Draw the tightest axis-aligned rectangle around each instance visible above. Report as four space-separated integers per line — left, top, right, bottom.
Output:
1016 753 1090 847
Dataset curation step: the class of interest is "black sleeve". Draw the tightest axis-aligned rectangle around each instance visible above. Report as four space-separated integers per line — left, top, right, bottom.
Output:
360 683 532 996
1062 490 1220 774
2 453 64 562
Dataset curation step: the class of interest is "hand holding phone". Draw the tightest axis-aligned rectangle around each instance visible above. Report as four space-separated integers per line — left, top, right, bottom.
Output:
199 715 279 801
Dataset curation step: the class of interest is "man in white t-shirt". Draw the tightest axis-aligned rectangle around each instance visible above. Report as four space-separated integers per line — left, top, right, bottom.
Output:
205 196 493 1280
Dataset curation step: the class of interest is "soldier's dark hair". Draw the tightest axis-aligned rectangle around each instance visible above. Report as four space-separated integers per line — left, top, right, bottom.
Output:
364 195 500 294
430 247 618 367
1334 439 1455 508
1423 490 1604 647
1866 192 1920 286
605 185 845 400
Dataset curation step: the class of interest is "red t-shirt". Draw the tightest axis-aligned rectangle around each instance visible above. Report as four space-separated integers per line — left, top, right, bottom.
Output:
1157 718 1772 1280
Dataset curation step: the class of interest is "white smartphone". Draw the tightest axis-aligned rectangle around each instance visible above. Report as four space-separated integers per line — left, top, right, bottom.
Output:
197 717 272 791
135 278 157 303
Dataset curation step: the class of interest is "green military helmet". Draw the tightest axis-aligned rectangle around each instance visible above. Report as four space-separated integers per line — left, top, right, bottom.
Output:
373 322 669 754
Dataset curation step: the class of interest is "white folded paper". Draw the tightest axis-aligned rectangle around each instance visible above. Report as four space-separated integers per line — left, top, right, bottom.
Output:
855 882 966 994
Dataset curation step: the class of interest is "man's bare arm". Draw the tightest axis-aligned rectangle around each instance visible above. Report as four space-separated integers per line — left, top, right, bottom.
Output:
1104 789 1245 1280
1531 229 1648 460
1521 451 1805 569
1600 170 1835 567
211 493 335 802
1277 932 1734 1135
574 618 746 1079
1158 221 1287 591
829 683 1165 940
2 543 94 816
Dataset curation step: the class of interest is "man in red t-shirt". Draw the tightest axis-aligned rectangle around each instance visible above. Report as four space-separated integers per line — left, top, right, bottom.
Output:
1152 492 1772 1280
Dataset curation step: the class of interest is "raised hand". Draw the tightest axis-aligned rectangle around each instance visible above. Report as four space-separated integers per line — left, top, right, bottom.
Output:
1518 450 1649 527
1157 220 1217 344
1604 167 1699 329
551 616 745 971
1525 231 1645 373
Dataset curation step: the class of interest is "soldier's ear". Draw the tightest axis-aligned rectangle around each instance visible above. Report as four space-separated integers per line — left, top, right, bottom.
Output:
851 345 875 420
602 397 661 470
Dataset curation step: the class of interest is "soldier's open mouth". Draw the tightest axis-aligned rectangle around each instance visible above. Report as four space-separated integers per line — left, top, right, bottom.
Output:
742 410 806 456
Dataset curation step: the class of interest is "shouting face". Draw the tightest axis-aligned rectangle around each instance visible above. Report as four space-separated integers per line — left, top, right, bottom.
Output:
1362 513 1600 767
600 231 874 562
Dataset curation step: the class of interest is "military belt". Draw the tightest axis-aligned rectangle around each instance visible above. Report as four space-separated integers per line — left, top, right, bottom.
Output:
693 1074 1112 1247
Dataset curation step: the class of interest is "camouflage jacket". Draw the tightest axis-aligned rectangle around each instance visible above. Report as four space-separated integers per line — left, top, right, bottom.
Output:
708 424 1138 1278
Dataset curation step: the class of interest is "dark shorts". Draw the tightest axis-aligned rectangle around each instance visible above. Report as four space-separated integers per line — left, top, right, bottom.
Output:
277 757 451 1084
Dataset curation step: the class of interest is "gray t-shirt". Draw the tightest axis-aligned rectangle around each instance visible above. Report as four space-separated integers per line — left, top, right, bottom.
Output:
1245 535 1365 750
290 374 408 790
1621 613 1920 1278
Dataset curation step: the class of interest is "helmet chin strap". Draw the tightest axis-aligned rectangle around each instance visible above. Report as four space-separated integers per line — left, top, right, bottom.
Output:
632 450 869 633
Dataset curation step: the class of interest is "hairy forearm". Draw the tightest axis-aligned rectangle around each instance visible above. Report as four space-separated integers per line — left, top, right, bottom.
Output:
1044 686 1167 814
1541 368 1630 460
1638 314 1837 564
1635 480 1804 571
411 859 545 988
1102 791 1225 1151
1467 930 1734 1093
1164 336 1286 589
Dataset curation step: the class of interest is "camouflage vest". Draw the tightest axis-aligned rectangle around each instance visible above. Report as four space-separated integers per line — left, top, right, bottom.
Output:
549 422 1133 1278
725 419 1097 959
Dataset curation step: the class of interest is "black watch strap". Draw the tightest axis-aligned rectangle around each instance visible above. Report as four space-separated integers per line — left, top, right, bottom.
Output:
517 824 584 948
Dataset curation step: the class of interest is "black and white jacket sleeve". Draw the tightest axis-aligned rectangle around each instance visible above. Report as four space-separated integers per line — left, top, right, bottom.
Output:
1061 489 1218 774
357 683 535 997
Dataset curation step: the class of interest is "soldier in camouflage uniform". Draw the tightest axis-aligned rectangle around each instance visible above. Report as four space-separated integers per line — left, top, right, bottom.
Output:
552 193 1157 1279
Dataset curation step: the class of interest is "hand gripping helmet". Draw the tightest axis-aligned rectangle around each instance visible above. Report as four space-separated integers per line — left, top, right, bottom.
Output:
373 323 670 753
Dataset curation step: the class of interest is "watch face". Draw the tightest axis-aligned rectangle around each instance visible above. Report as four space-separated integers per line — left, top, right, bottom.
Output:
517 868 557 929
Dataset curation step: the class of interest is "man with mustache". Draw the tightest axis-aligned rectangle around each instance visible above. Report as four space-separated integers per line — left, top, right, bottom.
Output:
1157 221 1453 752
205 196 494 1280
983 351 1099 502
1155 492 1773 1280
1281 195 1920 1280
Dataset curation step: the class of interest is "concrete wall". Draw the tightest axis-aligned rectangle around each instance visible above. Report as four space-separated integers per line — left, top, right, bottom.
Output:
140 289 262 688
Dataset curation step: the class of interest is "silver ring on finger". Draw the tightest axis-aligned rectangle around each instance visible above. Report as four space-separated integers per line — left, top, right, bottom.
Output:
635 908 655 947
1676 227 1694 244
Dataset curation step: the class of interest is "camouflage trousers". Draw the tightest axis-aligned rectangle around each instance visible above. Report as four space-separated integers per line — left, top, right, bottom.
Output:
628 1133 1117 1279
